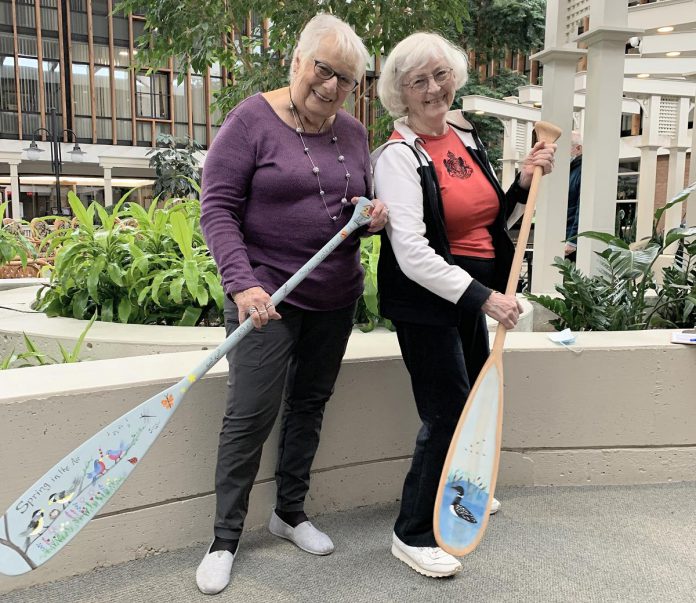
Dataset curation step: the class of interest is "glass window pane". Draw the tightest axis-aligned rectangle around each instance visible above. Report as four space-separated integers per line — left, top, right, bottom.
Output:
137 121 151 146
173 78 187 123
174 123 188 139
43 60 61 114
190 75 205 125
16 35 38 57
97 117 111 142
16 0 36 29
136 73 152 117
112 17 128 44
72 63 91 116
153 72 169 119
0 55 17 111
42 38 60 60
93 14 109 42
40 7 58 32
71 42 89 64
0 110 19 137
193 125 205 145
116 119 131 144
114 68 131 118
209 77 222 125
93 44 110 66
94 66 111 117
0 2 12 28
18 57 40 113
113 46 130 67
22 112 40 137
156 122 170 137
0 32 13 55
74 115 91 140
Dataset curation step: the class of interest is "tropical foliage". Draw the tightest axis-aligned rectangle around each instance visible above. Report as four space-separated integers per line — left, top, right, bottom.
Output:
527 182 696 331
1 314 96 370
147 133 203 200
0 201 36 269
33 192 224 327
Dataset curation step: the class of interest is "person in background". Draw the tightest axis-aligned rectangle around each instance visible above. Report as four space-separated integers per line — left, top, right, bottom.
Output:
197 14 388 595
564 130 583 261
373 31 556 578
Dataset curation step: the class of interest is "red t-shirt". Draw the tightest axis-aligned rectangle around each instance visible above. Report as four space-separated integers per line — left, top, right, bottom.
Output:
391 128 499 258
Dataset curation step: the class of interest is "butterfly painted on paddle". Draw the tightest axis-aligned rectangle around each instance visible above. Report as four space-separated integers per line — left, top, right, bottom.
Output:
443 151 473 179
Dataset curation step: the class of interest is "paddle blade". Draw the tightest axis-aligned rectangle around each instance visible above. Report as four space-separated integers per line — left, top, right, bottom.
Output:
0 377 191 576
434 357 503 556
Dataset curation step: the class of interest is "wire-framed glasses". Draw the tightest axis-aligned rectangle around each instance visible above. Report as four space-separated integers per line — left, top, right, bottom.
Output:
313 60 359 92
403 68 454 93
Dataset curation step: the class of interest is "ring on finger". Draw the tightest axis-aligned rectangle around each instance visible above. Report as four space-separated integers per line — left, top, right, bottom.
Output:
248 306 258 315
264 301 274 309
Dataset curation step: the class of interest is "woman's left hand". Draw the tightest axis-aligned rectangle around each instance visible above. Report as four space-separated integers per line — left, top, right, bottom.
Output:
353 197 389 233
518 141 557 190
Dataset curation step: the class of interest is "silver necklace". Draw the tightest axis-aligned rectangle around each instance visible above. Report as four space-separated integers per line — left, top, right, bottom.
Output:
289 96 351 222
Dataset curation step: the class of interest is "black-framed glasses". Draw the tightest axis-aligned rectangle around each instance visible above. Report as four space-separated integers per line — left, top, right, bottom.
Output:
313 59 359 92
403 68 454 93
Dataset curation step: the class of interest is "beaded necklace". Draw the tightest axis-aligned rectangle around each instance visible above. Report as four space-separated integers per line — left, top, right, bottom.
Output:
288 92 351 222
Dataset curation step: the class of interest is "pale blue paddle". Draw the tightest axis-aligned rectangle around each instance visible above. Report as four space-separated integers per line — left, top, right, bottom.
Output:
0 197 373 576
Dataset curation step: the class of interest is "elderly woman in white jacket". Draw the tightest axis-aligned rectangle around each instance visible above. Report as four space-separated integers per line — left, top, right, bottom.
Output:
372 32 556 578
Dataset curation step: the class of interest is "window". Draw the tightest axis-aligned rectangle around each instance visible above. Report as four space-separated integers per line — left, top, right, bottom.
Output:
136 72 169 119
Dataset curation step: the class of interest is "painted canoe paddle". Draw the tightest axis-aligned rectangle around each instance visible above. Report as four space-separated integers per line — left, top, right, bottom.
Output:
0 197 374 576
434 122 562 556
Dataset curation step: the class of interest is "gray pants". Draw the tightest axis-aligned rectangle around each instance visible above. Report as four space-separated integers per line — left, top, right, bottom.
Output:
213 298 356 539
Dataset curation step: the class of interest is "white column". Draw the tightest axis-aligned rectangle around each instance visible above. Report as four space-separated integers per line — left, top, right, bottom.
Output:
9 161 21 219
663 97 691 252
529 50 585 293
634 95 661 241
103 167 113 208
575 23 640 275
688 96 696 228
501 119 518 189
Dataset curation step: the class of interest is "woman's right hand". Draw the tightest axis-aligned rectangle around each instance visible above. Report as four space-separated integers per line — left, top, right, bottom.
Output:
232 286 282 328
481 291 523 330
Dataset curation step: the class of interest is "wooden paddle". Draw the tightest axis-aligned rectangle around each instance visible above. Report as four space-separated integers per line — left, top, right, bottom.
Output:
0 198 374 576
433 121 562 556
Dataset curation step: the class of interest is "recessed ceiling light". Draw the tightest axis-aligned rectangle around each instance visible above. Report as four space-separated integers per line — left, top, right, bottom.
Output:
666 51 681 57
637 73 650 78
657 26 674 33
533 102 542 108
475 110 485 115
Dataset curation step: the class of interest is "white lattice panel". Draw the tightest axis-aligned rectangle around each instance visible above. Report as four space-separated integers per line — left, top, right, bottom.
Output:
515 122 529 155
565 0 590 43
658 96 678 137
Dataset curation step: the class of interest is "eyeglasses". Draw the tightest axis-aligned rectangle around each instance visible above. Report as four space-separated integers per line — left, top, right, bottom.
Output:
403 68 454 93
313 59 359 92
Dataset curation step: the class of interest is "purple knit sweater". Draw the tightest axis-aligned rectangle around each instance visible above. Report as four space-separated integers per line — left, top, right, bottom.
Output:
200 93 372 310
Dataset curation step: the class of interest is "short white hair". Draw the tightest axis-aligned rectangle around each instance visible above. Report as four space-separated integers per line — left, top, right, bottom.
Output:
378 32 469 118
290 14 370 84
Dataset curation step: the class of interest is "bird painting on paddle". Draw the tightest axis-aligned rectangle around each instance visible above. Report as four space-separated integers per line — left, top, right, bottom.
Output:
20 509 45 551
48 476 81 509
449 486 477 524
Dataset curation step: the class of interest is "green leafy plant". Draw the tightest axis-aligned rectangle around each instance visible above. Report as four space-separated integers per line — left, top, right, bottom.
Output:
147 134 203 200
0 314 96 370
34 192 224 326
527 182 696 331
355 236 392 332
0 201 37 269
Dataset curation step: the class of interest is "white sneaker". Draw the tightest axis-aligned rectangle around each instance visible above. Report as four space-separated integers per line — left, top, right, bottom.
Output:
196 542 235 595
490 497 501 515
391 532 462 578
268 511 334 555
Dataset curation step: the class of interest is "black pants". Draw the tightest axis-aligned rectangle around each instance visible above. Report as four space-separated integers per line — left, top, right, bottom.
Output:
213 298 356 540
394 256 494 546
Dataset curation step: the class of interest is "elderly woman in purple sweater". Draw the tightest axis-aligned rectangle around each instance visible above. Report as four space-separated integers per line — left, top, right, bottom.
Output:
196 14 388 595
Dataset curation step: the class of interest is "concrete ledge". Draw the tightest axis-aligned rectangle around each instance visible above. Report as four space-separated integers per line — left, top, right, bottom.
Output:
0 286 534 360
1 330 694 592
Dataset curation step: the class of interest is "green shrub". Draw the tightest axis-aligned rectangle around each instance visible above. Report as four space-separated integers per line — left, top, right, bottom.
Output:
34 192 224 326
527 182 696 331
